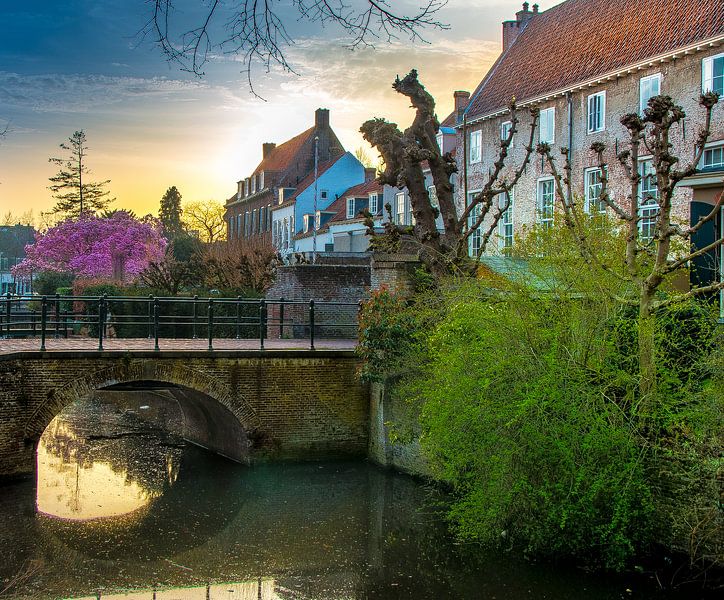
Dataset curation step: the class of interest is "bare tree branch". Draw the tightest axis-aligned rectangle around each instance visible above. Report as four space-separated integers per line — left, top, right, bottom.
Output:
140 0 448 93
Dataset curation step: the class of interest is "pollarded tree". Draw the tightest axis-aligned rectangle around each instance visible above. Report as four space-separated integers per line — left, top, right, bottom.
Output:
48 130 114 218
360 70 539 275
159 186 184 237
537 92 722 405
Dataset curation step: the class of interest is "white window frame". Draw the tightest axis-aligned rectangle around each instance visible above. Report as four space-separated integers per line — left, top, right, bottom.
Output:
427 185 438 208
346 198 355 219
702 142 724 170
639 73 661 114
436 132 444 152
638 157 659 243
539 107 555 144
251 176 257 194
537 177 555 228
587 91 606 134
500 121 512 142
467 190 482 257
584 167 607 214
702 52 724 95
469 130 482 164
320 190 329 201
369 193 379 215
498 189 514 252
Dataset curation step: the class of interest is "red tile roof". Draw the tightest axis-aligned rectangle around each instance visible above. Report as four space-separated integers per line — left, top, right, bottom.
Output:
465 0 724 120
252 127 314 174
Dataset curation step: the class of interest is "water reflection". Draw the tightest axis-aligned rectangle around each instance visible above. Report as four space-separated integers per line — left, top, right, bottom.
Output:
0 393 711 599
73 579 279 599
36 395 182 521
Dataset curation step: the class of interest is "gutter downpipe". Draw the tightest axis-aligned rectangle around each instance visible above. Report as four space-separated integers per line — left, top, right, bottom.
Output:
566 92 573 203
462 113 469 235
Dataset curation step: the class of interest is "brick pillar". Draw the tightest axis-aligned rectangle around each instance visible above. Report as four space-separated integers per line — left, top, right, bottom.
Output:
370 253 421 296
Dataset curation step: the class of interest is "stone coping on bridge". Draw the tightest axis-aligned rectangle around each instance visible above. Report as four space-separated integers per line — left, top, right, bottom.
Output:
0 337 357 358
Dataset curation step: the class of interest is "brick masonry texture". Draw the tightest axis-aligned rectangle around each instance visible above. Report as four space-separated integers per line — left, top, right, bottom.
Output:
265 264 370 339
457 46 724 249
0 351 368 477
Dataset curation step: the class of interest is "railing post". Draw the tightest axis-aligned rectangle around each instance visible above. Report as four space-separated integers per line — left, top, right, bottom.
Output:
147 294 154 339
32 309 37 335
207 299 214 351
4 292 10 337
309 299 315 350
259 299 266 350
40 296 47 352
278 296 284 339
54 293 60 339
192 295 199 339
97 296 105 351
153 297 160 351
236 296 242 340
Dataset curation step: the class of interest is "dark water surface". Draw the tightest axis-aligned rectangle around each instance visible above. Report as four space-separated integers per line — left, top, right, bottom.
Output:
0 394 715 599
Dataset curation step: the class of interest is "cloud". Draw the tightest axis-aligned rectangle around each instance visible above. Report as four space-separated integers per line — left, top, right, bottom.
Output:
276 37 499 120
0 72 211 113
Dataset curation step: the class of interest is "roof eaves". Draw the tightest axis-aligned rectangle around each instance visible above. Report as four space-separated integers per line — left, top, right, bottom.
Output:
460 33 724 127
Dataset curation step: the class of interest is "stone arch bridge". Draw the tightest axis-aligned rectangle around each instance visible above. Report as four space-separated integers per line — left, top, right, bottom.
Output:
0 349 368 478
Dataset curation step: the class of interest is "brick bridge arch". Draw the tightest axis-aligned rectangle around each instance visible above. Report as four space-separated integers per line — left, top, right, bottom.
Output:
22 360 262 458
0 351 368 477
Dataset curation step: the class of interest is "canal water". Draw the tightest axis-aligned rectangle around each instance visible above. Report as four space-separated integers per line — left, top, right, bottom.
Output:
0 393 715 599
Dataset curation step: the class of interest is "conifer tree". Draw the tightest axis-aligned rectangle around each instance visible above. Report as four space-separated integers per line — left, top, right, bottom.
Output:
48 130 113 218
159 186 184 236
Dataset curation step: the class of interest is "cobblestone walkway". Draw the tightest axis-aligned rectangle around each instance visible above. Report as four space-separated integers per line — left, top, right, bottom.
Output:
0 337 357 354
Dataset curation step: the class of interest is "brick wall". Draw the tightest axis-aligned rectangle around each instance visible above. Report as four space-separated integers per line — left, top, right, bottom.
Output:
265 264 370 339
370 254 420 295
457 47 724 253
0 351 368 477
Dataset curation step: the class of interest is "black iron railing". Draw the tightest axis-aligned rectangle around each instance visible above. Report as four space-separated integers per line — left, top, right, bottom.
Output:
0 293 361 351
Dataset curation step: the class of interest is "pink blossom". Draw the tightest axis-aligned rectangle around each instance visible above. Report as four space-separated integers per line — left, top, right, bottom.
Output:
13 212 167 282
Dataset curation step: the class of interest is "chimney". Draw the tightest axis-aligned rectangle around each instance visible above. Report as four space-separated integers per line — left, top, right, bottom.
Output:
502 2 538 52
315 108 330 129
262 142 276 158
364 167 377 182
454 90 470 123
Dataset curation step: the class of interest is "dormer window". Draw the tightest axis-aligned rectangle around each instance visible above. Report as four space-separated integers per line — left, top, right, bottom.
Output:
245 178 250 195
346 198 355 219
251 175 257 194
436 132 444 152
237 180 244 197
259 171 265 190
369 193 380 215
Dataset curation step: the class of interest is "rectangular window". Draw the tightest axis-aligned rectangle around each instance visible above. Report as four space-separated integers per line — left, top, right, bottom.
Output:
469 130 481 164
320 190 328 201
259 207 265 232
500 120 512 141
639 159 659 242
395 192 412 226
267 204 272 230
369 193 379 215
237 214 242 236
259 171 264 190
498 190 514 253
251 209 257 234
244 212 250 236
427 185 438 208
539 107 555 144
585 167 607 214
702 52 724 95
251 176 257 194
436 133 444 152
702 145 724 169
587 91 606 133
537 178 555 228
467 191 482 257
346 198 355 219
639 73 661 114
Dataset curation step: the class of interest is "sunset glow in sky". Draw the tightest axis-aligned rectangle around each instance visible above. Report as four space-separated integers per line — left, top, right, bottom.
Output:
0 1 563 220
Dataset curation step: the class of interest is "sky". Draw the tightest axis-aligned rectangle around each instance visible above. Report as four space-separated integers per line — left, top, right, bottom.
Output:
0 0 563 221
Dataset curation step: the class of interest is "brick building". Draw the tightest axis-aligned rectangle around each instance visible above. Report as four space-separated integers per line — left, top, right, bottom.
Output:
225 108 345 243
451 0 723 280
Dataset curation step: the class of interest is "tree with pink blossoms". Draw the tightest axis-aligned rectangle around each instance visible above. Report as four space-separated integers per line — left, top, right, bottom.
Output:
13 212 167 283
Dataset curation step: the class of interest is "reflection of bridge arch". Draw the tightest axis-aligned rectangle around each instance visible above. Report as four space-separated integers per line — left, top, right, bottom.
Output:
23 361 261 463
